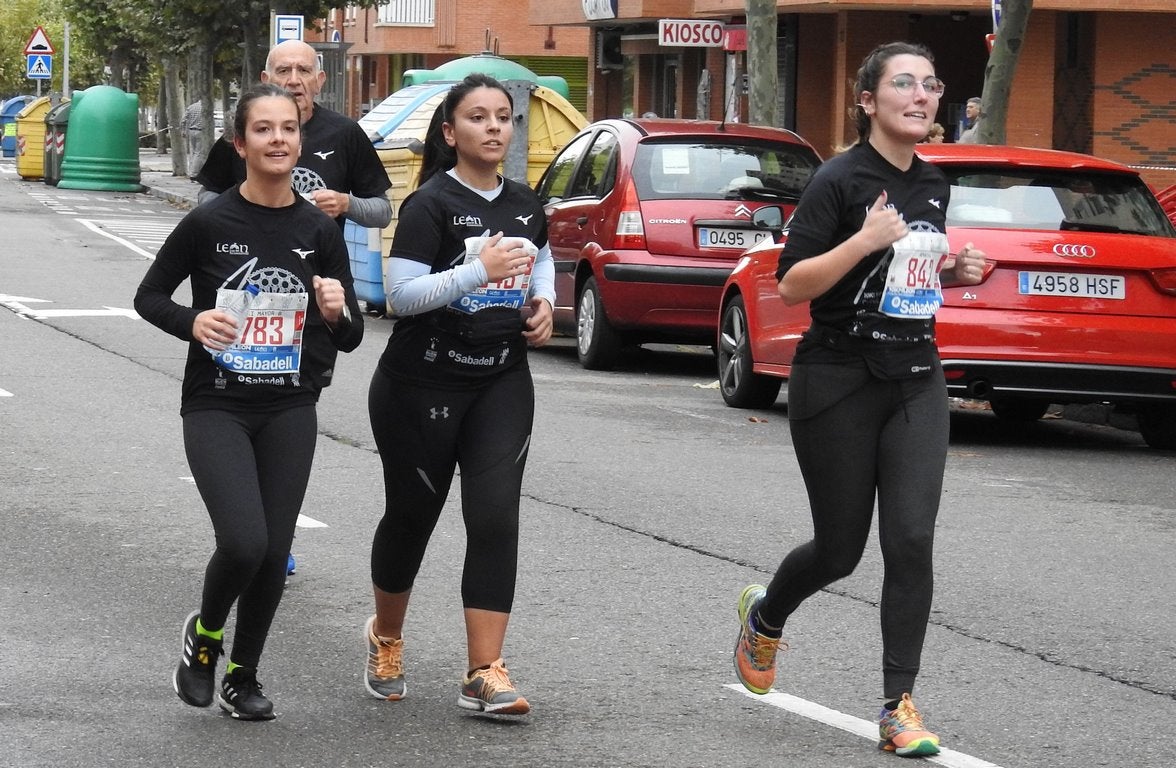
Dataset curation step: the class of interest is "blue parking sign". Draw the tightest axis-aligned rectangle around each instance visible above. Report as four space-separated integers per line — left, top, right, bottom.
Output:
27 54 52 80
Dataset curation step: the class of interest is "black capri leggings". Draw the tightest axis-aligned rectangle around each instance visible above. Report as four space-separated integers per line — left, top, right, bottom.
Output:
368 365 534 613
757 362 948 699
182 405 317 669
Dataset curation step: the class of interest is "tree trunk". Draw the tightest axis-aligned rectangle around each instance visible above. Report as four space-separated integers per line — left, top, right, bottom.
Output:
162 55 187 177
746 0 779 127
109 48 127 90
978 0 1033 144
189 41 215 175
241 11 266 87
156 78 168 155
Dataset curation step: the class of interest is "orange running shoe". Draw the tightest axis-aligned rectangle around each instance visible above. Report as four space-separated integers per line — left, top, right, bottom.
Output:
733 584 784 694
878 693 941 756
458 658 530 715
363 615 406 701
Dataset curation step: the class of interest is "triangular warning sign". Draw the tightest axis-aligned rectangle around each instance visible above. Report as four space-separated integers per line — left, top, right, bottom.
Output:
25 26 54 55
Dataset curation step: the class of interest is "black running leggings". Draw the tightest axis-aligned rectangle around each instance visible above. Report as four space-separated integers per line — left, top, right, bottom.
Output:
183 405 317 669
368 366 534 613
757 362 948 699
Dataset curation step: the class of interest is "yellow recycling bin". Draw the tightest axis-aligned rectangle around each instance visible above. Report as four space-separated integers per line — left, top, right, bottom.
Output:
15 96 53 180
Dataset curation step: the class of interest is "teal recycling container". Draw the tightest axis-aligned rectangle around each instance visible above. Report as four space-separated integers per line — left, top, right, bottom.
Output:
58 85 142 192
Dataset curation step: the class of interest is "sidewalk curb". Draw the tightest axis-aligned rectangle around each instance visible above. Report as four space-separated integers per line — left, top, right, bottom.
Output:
143 182 195 209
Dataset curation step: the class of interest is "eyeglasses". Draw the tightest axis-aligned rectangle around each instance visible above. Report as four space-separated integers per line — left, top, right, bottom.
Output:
888 75 946 97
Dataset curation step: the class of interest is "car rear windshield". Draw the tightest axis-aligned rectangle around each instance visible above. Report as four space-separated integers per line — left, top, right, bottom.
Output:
633 139 819 202
943 167 1176 237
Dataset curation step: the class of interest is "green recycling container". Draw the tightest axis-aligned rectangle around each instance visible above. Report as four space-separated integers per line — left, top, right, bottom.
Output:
43 100 71 186
58 85 143 192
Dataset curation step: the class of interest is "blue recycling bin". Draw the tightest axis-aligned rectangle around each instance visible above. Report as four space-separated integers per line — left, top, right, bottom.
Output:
1 96 35 157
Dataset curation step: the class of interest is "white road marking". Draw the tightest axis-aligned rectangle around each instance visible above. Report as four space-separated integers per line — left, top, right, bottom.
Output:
725 685 1004 768
1 294 139 320
26 306 139 319
0 294 50 304
76 218 157 258
0 389 13 397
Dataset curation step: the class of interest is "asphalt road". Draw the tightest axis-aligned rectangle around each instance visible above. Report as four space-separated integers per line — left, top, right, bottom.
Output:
1 157 1174 768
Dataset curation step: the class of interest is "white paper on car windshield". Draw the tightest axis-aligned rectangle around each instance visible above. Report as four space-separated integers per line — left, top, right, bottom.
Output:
661 147 691 175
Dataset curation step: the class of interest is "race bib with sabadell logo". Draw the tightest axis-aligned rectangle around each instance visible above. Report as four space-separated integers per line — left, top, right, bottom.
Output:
210 288 309 376
879 230 949 319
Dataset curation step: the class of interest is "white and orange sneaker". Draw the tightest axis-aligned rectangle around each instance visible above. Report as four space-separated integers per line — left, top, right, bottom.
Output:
363 615 406 700
878 693 940 756
458 658 530 715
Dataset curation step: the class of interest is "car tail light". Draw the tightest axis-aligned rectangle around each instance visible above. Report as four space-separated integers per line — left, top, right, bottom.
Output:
613 178 646 250
1148 267 1176 296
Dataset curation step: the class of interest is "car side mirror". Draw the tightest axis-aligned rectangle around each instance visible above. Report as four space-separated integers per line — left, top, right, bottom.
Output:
752 205 784 232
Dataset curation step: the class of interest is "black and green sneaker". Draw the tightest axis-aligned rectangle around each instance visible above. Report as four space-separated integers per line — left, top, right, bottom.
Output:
173 610 222 708
217 667 275 721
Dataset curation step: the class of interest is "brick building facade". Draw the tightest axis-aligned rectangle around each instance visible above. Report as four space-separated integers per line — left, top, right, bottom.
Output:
307 4 590 117
529 0 1175 190
310 1 1173 189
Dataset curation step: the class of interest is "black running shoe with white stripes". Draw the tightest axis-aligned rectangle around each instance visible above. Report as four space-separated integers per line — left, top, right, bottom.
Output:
173 610 222 708
217 667 275 721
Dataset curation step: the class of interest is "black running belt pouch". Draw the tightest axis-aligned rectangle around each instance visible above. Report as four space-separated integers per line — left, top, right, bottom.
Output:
425 306 523 345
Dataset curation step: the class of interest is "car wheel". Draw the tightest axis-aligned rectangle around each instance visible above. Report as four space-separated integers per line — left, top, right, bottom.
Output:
577 277 622 370
717 295 782 409
990 398 1050 422
1138 403 1176 450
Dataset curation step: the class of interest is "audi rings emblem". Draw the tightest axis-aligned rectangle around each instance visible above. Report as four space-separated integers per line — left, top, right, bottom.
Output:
1052 243 1096 258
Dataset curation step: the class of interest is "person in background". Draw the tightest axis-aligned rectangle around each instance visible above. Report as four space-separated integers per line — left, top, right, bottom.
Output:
957 97 983 143
183 101 206 177
731 41 987 757
923 122 945 143
362 73 555 716
196 39 392 232
136 83 364 721
196 38 391 575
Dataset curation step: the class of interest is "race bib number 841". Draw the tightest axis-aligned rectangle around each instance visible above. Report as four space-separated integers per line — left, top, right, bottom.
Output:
879 230 949 319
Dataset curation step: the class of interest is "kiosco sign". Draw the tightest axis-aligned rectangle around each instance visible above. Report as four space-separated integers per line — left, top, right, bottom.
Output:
658 19 725 47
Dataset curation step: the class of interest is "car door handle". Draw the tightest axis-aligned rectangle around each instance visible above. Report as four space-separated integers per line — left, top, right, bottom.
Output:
576 215 589 227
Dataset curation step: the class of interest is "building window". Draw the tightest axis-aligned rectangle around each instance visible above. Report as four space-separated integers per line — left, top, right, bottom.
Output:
377 0 434 26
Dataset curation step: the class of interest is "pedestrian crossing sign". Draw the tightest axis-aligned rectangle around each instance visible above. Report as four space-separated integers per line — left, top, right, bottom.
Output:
27 54 52 80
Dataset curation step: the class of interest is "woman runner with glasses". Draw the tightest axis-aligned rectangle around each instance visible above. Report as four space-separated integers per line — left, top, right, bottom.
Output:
731 41 986 756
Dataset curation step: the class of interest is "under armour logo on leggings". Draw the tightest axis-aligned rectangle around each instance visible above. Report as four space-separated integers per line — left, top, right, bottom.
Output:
429 406 449 420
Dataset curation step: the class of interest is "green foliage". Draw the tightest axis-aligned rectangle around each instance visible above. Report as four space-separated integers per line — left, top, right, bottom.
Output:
3 0 394 103
0 0 66 97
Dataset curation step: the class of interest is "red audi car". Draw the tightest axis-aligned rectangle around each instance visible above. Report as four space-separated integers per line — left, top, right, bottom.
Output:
717 144 1176 449
535 118 821 369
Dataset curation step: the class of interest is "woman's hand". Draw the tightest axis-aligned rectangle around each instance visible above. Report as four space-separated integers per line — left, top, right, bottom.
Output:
193 309 239 350
945 242 987 286
313 275 347 326
306 189 348 219
523 296 553 347
479 231 534 283
857 191 910 254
